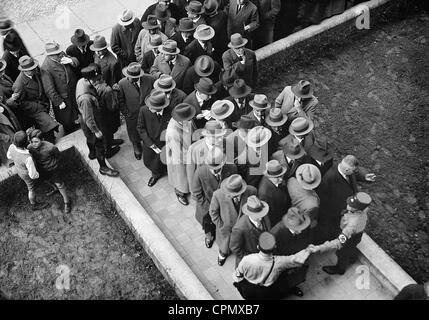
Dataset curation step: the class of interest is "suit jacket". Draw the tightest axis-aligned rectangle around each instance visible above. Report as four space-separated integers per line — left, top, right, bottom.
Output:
287 177 320 225
258 176 291 226
110 19 142 68
271 150 313 180
225 0 259 38
170 32 194 54
259 0 281 26
270 221 312 256
0 103 21 165
222 48 258 88
94 50 122 87
209 185 257 254
230 214 271 267
135 30 168 64
2 50 22 82
246 109 265 127
226 94 254 123
205 11 228 64
183 39 214 64
191 163 238 226
141 49 157 74
66 41 95 77
0 75 14 102
150 54 191 90
274 85 318 121
182 61 221 95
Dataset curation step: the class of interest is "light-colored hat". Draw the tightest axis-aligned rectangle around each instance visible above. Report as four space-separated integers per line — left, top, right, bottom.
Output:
205 146 226 170
122 62 144 78
148 34 163 49
159 39 180 55
249 94 271 110
283 207 311 232
281 135 305 159
289 117 314 136
45 41 62 56
265 108 287 127
194 24 215 41
221 174 247 197
246 126 272 149
18 55 39 71
264 160 287 178
211 100 234 120
296 164 321 190
194 55 215 77
228 33 248 49
154 74 176 92
118 9 135 26
90 35 109 51
242 195 269 220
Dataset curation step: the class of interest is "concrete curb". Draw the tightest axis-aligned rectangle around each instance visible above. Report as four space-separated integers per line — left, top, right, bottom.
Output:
56 131 213 300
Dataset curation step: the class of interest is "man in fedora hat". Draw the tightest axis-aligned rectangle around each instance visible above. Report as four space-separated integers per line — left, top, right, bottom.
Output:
226 78 254 122
210 174 257 265
183 76 217 128
135 15 168 64
8 55 59 143
230 195 271 267
247 93 271 126
170 17 196 53
137 89 172 187
270 207 312 297
309 192 373 275
150 39 191 91
258 159 290 226
183 55 221 95
141 0 186 23
191 146 237 249
154 74 187 113
288 116 316 154
0 14 29 59
66 29 94 78
111 9 142 69
41 41 80 134
225 114 256 167
141 34 163 73
154 3 177 37
204 0 228 64
308 136 334 176
2 30 28 81
183 24 215 64
185 1 207 27
275 80 318 124
266 107 288 156
271 134 313 180
253 0 281 49
76 65 119 177
287 163 321 228
214 69 236 100
316 155 376 244
225 0 259 46
222 34 258 87
186 120 227 188
210 99 235 129
118 62 155 160
232 231 310 299
91 36 122 88
166 102 196 205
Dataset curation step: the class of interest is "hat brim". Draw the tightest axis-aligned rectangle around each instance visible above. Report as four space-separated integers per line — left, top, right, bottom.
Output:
221 179 247 197
172 105 196 122
0 20 14 33
284 147 305 160
159 47 180 55
118 16 135 26
283 214 311 232
178 25 197 32
201 128 227 137
242 200 269 219
194 83 217 95
296 166 321 190
229 85 252 98
265 116 287 127
154 79 176 92
211 101 235 120
289 120 314 136
194 31 215 41
249 101 271 110
185 6 205 15
46 49 63 56
291 84 314 98
89 43 108 51
142 22 160 30
263 166 287 178
145 96 170 111
71 34 90 46
18 59 39 71
228 38 248 49
246 131 272 149
122 67 145 78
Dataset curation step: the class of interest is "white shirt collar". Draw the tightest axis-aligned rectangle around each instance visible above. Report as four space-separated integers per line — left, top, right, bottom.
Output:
253 111 261 122
197 39 206 48
338 165 349 181
286 156 293 164
295 135 303 143
195 90 205 106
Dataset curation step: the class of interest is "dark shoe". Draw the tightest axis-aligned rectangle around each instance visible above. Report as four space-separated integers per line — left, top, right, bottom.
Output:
64 202 71 214
105 145 120 159
46 187 59 197
32 202 49 211
217 255 227 266
99 167 120 177
205 237 215 249
134 152 142 160
289 286 304 297
148 176 160 187
176 194 188 206
322 265 345 275
88 151 96 160
112 139 124 146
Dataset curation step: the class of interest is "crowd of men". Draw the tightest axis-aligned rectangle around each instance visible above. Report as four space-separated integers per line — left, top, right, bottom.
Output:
0 1 385 300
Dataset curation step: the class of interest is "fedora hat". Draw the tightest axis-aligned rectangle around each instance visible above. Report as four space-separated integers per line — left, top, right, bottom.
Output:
291 80 314 99
186 1 205 15
194 55 215 77
154 74 176 92
3 31 22 52
258 232 276 252
283 207 311 232
201 120 227 137
296 164 321 190
219 69 236 88
145 89 170 111
194 24 215 41
242 196 269 220
249 94 271 110
154 4 171 21
159 39 180 55
172 103 196 122
289 117 314 136
0 59 6 72
282 135 305 159
0 19 13 33
71 29 90 46
228 33 248 49
18 55 38 71
211 100 234 121
194 77 217 95
228 79 252 98
143 15 160 30
45 41 63 56
90 35 108 51
178 17 196 32
148 34 163 49
265 108 287 127
232 115 257 130
118 9 135 26
347 192 372 211
247 126 272 149
205 146 226 170
264 160 286 178
122 62 144 78
308 136 334 163
204 0 219 16
221 174 247 196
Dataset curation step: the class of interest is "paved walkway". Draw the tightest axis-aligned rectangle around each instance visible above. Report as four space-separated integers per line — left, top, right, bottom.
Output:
2 0 395 299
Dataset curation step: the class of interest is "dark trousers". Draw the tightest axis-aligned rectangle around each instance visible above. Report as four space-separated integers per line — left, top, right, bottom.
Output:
202 213 216 237
79 115 107 168
336 232 363 271
125 117 142 155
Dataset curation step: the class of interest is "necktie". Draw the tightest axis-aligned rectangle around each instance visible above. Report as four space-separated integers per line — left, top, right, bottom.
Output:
157 113 162 121
168 61 173 71
233 197 240 212
236 4 242 14
133 82 140 92
289 159 294 168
